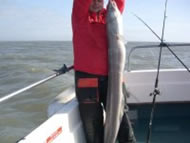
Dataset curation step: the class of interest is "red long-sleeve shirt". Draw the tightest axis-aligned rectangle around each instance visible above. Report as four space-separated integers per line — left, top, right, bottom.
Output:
72 0 125 75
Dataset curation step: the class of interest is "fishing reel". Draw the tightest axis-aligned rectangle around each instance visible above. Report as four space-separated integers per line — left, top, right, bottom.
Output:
54 64 73 75
149 88 160 97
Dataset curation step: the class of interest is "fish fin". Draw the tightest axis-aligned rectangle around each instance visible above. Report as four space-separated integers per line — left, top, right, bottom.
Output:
122 82 130 98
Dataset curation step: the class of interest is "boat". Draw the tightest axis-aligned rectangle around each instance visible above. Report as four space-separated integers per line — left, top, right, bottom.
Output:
17 46 190 143
17 69 190 143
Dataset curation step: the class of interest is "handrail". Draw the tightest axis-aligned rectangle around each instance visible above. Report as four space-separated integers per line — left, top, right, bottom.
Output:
127 43 190 71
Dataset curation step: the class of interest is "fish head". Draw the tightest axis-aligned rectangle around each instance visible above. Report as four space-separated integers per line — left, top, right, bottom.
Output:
107 0 123 36
107 0 120 14
107 0 121 22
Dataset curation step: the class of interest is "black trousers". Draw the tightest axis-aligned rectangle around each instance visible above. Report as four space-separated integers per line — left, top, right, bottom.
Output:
75 71 136 143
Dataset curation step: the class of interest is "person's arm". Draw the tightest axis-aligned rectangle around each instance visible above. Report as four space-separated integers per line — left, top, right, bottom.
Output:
114 0 126 14
72 0 92 21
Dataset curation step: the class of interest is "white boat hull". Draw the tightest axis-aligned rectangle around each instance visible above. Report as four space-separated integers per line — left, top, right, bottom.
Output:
18 86 86 143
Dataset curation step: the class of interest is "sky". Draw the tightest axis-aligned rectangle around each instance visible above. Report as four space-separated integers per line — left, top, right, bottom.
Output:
0 0 190 42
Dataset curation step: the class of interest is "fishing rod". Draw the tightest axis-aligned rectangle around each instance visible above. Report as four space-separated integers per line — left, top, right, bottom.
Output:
146 1 168 143
0 64 73 103
146 0 168 143
133 0 168 142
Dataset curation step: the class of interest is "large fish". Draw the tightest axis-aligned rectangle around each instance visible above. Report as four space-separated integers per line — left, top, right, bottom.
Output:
104 0 126 143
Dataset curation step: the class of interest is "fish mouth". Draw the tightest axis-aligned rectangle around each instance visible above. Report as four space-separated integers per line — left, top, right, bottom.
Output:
108 0 117 10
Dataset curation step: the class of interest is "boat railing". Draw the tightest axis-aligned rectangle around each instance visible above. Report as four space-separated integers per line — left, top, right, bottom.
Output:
126 43 190 71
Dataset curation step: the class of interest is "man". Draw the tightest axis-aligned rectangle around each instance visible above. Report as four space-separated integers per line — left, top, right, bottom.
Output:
72 0 135 143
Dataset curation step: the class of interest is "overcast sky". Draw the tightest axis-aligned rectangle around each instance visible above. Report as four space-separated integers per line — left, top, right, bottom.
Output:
0 0 189 42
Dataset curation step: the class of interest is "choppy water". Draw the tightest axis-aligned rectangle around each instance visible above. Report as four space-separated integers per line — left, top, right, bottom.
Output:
0 41 74 143
0 41 189 143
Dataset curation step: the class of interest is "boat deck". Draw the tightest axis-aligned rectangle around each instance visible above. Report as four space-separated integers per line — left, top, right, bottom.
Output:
129 103 190 143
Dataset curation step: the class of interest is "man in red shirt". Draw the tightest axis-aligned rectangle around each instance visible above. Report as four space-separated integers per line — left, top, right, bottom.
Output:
72 0 136 142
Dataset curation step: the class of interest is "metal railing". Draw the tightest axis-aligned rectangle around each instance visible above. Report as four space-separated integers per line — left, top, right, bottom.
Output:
126 43 190 71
